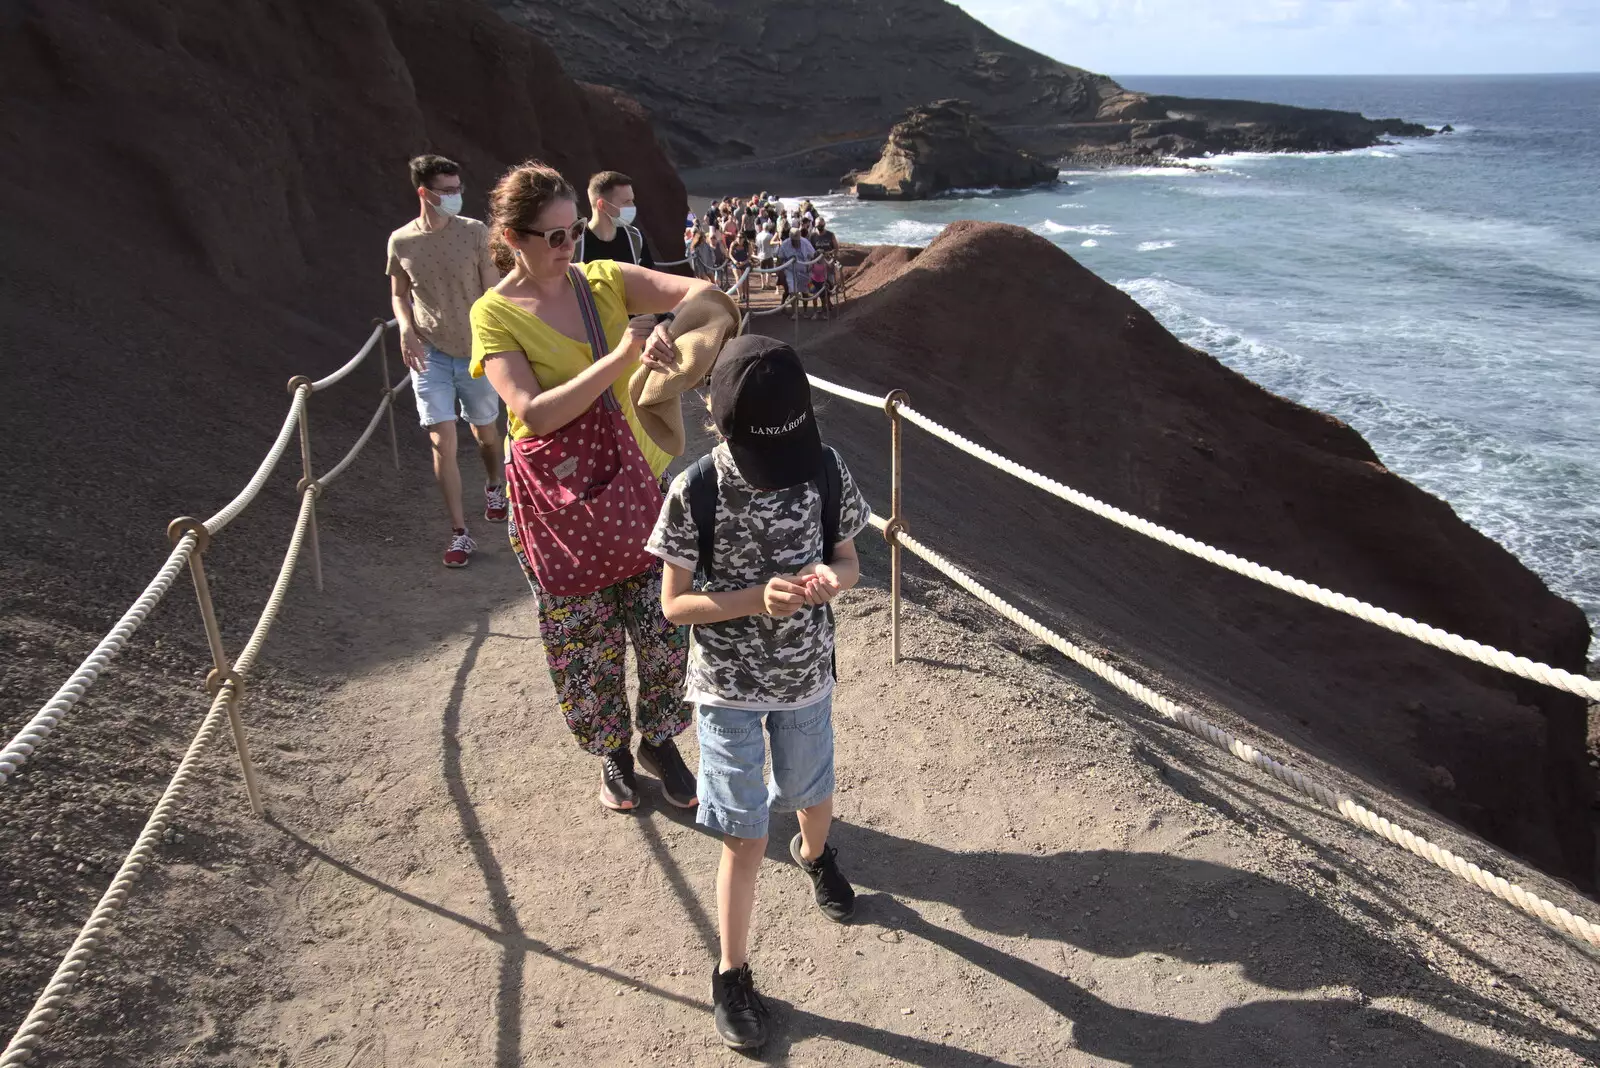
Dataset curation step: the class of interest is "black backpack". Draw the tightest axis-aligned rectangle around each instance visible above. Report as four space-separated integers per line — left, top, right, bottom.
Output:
685 446 843 582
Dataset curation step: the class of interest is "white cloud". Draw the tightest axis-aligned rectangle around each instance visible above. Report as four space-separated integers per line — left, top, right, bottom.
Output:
951 0 1600 73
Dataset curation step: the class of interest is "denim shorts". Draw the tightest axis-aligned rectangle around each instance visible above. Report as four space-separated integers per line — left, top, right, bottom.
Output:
695 694 835 840
412 341 501 429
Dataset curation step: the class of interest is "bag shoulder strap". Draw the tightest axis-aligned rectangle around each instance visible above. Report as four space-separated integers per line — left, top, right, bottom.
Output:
687 453 719 581
573 232 586 263
624 224 644 264
820 445 842 566
567 265 620 412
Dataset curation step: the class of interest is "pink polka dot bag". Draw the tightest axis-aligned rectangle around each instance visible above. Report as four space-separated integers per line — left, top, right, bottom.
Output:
503 266 663 596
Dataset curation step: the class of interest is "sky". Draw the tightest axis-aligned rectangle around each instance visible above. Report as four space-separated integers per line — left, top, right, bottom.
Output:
949 0 1600 76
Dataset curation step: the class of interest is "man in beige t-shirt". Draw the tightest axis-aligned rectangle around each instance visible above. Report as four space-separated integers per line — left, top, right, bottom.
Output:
387 154 506 568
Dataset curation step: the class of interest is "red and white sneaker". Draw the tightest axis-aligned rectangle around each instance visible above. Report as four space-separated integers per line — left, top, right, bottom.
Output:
485 484 509 523
443 528 476 568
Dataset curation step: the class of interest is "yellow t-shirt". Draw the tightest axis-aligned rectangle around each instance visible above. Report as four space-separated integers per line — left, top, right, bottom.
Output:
468 259 670 477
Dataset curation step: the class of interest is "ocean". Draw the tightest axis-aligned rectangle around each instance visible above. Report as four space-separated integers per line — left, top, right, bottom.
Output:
798 74 1600 650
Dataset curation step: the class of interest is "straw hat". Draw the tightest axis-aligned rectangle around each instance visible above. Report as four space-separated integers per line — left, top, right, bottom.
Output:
628 287 741 456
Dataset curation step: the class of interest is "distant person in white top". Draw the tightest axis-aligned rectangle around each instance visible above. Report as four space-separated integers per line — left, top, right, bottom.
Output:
386 154 506 569
754 223 777 289
777 230 814 300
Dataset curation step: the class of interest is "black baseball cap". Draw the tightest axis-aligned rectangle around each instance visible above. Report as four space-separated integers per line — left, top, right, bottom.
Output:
709 335 823 491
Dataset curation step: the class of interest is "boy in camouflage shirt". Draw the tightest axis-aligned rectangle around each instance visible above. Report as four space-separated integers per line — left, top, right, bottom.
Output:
647 336 871 1051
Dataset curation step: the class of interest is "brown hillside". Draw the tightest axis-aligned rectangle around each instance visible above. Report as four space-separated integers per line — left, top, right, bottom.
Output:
795 222 1596 888
0 0 684 1032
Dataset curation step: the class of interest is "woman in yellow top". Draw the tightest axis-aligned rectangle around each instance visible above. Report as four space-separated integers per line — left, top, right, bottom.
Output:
470 161 714 814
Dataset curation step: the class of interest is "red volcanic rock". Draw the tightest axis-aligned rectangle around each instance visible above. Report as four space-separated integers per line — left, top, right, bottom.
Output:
800 221 1595 887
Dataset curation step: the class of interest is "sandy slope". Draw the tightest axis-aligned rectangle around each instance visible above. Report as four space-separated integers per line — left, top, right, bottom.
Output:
12 427 1598 1067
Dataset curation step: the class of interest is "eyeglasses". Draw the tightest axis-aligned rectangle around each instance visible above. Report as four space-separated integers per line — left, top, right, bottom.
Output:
516 219 587 250
429 184 463 196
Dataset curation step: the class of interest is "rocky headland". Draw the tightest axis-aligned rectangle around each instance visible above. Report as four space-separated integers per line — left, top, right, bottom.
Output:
495 0 1434 188
844 101 1058 200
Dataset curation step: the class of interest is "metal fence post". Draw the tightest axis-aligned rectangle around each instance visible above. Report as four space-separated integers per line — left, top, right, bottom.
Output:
167 518 264 816
884 390 909 666
374 319 400 471
286 377 323 592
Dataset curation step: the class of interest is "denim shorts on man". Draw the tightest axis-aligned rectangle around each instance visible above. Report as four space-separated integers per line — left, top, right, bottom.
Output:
412 341 501 428
695 694 835 840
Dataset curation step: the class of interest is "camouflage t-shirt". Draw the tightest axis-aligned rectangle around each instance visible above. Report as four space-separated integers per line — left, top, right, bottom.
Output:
646 444 872 710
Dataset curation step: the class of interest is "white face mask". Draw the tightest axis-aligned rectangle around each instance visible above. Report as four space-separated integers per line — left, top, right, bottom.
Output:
614 204 638 226
434 192 463 217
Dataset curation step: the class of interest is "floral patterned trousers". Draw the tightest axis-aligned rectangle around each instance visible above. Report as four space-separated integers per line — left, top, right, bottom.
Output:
510 515 690 756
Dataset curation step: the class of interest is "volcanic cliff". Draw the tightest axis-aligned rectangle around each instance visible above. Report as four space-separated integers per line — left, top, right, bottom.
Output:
494 0 1432 184
812 224 1596 888
0 0 685 1024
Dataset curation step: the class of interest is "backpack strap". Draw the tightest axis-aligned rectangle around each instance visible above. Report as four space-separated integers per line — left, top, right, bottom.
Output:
686 452 719 581
820 445 843 565
624 223 644 265
572 231 586 263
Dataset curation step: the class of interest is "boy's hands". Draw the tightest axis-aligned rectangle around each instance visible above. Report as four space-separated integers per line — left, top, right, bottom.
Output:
796 564 843 606
763 577 809 617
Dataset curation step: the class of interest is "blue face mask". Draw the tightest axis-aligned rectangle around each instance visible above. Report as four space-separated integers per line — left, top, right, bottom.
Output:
434 192 463 217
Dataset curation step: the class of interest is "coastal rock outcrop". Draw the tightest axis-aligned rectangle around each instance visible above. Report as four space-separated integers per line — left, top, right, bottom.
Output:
845 101 1058 200
501 0 1436 186
799 222 1596 888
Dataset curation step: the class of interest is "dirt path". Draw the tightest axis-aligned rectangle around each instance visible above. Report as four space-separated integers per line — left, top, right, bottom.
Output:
16 439 1600 1067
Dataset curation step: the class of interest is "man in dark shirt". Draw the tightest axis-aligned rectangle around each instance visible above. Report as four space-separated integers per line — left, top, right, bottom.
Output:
575 170 655 269
811 217 838 255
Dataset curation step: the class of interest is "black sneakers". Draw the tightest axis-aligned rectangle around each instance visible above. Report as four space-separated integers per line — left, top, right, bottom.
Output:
599 749 639 812
637 737 698 808
712 963 770 1050
790 833 856 922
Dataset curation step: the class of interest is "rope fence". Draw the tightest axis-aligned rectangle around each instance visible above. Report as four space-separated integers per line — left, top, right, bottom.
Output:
808 364 1600 949
8 272 1598 1059
1 322 410 1062
871 515 1600 949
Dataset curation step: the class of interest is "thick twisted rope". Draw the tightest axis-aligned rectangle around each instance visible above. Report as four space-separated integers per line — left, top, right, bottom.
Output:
809 378 1598 702
0 489 317 1065
204 385 307 534
310 319 394 392
891 402 1599 702
1 387 308 783
876 516 1600 949
807 375 883 408
321 378 413 487
0 535 198 784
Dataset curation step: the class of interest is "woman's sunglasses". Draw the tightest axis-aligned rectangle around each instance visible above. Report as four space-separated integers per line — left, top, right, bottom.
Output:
516 219 587 250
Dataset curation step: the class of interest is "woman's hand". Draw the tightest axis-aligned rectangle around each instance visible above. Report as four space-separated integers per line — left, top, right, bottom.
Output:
618 314 656 357
639 320 681 374
763 576 809 617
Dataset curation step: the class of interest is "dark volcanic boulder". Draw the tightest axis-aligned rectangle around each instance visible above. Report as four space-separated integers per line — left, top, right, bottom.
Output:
848 101 1058 200
798 222 1595 887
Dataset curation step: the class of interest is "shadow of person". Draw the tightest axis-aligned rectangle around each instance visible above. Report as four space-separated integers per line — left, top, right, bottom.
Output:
649 804 1590 1063
831 823 1595 1061
868 895 1524 1067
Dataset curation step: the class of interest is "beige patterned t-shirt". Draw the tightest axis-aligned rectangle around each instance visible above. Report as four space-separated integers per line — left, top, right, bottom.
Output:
385 215 499 360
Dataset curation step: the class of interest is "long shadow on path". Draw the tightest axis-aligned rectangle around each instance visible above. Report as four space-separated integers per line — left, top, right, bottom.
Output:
653 805 1591 1065
275 615 1023 1067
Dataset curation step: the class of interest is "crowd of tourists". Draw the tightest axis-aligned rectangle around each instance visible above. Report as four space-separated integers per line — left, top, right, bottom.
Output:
385 155 865 1050
684 192 841 319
